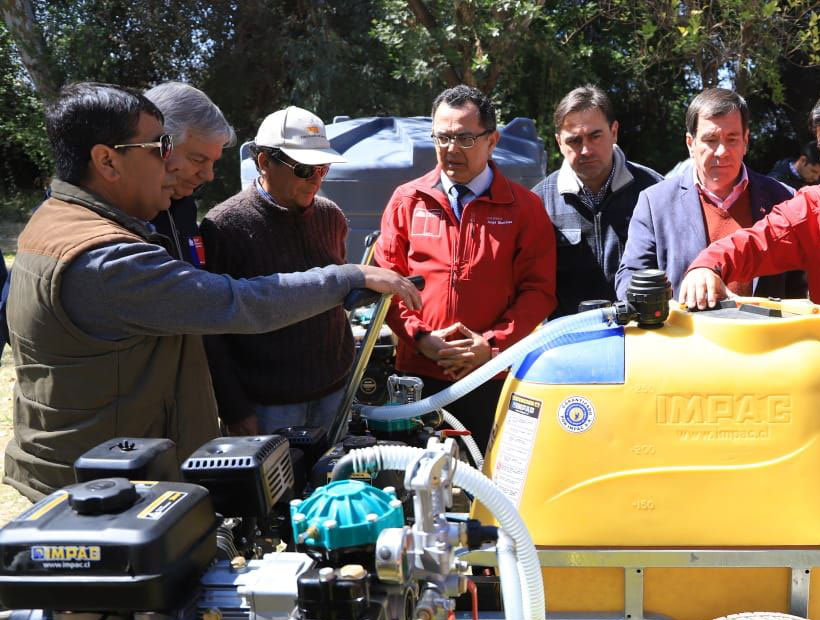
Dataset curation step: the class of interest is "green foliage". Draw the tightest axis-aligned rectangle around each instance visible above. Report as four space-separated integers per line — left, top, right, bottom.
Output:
1 0 820 205
371 0 547 92
0 21 50 197
34 0 217 87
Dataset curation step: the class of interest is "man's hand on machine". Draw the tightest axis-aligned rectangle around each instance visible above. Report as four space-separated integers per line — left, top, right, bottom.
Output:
678 267 731 310
357 265 423 310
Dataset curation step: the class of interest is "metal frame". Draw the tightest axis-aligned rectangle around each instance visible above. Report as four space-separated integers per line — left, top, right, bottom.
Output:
463 548 820 619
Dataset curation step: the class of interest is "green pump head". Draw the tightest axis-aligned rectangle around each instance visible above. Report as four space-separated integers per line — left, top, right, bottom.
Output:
290 480 404 551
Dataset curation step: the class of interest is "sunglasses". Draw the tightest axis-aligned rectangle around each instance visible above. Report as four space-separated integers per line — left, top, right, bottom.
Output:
113 134 174 160
273 152 330 179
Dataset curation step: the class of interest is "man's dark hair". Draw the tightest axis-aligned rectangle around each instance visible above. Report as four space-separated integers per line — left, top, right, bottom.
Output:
686 88 749 136
800 140 820 165
431 85 496 132
46 82 164 185
553 85 615 131
249 143 281 173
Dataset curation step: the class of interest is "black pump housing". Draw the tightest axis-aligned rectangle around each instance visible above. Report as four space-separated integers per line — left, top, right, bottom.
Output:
181 435 294 521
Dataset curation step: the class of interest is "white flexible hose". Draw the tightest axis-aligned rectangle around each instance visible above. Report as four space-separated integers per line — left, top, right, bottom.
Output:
497 529 524 620
360 309 609 421
441 408 484 470
344 444 545 620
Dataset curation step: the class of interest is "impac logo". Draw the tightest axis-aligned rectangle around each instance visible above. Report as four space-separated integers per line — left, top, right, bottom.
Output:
305 125 321 135
31 545 101 562
656 394 792 425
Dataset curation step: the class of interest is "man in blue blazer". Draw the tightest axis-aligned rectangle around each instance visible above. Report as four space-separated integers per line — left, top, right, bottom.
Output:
616 88 805 300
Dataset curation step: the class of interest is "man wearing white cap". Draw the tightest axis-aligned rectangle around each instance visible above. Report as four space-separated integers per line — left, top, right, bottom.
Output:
201 106 354 435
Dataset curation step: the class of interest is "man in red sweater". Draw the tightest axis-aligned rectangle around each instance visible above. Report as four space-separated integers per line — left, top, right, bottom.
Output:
680 95 820 309
375 85 557 451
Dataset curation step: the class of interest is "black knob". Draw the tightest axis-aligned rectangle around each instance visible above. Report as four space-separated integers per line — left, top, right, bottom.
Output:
69 477 138 515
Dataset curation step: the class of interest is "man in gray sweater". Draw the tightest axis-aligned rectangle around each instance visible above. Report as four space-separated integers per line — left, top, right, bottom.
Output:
4 83 420 500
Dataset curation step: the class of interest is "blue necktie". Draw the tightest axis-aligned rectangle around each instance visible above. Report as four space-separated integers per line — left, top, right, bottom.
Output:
450 184 470 220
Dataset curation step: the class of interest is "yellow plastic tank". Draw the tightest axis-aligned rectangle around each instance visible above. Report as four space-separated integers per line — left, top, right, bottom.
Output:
474 299 820 619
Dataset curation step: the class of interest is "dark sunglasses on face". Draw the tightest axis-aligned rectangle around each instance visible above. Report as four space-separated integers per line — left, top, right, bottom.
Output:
113 134 174 160
273 152 330 179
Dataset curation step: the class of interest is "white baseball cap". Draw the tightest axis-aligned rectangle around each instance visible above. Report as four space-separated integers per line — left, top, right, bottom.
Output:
254 106 346 165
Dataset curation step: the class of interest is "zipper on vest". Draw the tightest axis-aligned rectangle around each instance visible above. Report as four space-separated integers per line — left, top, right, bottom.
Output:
167 210 184 260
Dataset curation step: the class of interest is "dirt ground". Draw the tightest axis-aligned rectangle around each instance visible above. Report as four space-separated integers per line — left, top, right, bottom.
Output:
0 345 29 526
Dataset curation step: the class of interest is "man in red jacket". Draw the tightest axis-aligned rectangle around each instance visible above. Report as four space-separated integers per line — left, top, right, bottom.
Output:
375 85 557 451
680 96 820 308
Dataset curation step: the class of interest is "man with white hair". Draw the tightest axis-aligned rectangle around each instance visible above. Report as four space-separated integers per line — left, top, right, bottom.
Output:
201 106 354 435
145 82 235 265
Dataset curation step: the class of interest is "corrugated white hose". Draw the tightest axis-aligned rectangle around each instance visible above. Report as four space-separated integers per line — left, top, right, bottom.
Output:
343 444 545 620
441 408 484 470
497 529 524 620
359 308 610 422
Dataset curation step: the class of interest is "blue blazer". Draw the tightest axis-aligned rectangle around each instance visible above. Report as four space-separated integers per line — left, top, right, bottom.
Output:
615 167 803 299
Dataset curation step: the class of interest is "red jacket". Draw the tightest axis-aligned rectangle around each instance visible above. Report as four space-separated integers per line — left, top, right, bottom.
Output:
689 185 820 302
375 163 557 380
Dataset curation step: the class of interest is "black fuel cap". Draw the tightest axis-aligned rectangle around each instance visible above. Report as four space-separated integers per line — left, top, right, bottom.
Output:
69 477 138 515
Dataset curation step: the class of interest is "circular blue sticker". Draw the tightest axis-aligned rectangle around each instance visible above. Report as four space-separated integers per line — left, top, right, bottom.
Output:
557 396 595 433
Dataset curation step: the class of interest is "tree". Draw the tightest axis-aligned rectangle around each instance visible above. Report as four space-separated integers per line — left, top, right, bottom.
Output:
371 0 547 93
0 0 58 99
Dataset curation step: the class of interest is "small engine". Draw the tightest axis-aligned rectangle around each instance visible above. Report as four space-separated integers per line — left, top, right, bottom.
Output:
0 428 497 620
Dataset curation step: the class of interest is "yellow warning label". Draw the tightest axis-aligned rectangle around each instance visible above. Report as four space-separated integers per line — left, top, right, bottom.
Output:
137 490 187 520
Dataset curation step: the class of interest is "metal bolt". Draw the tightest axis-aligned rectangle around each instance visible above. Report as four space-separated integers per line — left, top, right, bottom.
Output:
319 567 335 582
293 513 306 523
323 519 338 530
290 499 303 507
389 499 402 509
383 486 396 495
366 513 378 523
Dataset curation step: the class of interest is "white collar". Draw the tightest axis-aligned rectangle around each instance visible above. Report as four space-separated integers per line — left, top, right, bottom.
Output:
440 163 493 198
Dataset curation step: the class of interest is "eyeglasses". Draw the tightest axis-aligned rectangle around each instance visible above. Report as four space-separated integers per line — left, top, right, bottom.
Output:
113 134 174 160
273 153 330 179
431 129 492 149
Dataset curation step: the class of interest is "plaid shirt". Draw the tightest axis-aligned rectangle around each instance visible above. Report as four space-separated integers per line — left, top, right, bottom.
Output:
579 162 617 209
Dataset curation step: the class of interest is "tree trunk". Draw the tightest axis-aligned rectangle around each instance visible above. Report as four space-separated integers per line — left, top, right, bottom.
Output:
0 0 59 100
